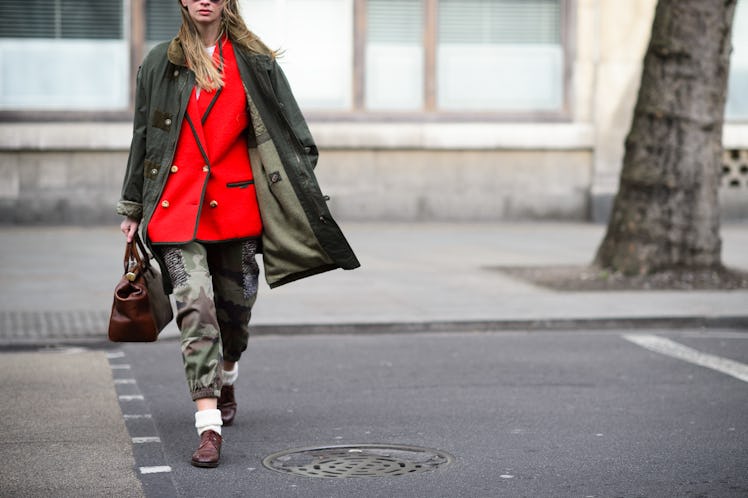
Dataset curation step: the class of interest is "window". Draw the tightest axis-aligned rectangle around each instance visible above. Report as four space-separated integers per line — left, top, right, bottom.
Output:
436 0 563 111
358 0 567 115
727 0 748 120
0 0 128 110
241 0 354 110
146 0 182 50
365 0 424 110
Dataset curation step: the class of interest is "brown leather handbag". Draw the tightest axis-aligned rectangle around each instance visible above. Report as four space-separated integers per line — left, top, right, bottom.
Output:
108 233 173 342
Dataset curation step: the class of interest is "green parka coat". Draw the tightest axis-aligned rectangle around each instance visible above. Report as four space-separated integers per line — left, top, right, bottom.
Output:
117 37 360 293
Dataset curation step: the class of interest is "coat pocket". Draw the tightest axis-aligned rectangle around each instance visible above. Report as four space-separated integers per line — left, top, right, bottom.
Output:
151 110 174 131
226 180 255 189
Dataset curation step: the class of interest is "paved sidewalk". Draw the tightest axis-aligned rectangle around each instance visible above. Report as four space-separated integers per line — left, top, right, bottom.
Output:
0 348 144 497
0 222 746 345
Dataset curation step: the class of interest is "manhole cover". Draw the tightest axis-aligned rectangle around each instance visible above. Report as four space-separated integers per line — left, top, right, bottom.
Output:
262 444 453 478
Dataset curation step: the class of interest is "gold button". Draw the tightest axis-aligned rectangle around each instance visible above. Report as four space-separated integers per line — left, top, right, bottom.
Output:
202 165 209 172
170 165 178 173
164 118 172 126
150 168 158 175
209 200 218 208
173 69 179 77
161 200 170 208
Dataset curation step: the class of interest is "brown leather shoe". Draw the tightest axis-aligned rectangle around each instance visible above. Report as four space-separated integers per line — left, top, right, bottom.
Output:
217 385 237 426
191 430 222 468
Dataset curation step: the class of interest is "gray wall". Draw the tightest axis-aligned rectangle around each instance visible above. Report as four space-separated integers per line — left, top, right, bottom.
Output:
0 148 593 224
0 120 744 225
0 151 127 224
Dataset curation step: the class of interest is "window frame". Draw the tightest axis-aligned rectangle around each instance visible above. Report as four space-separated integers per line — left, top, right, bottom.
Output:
308 0 576 122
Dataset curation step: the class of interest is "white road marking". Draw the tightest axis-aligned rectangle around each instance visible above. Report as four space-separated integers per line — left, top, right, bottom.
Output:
110 364 131 370
123 414 152 419
119 395 145 401
107 351 126 359
114 379 136 385
139 466 172 474
132 437 161 443
623 334 748 383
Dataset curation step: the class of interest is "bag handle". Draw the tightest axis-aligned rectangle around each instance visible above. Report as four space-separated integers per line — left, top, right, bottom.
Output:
123 233 152 281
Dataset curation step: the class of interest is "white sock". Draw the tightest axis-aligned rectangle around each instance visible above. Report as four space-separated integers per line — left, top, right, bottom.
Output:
195 409 222 436
222 363 239 386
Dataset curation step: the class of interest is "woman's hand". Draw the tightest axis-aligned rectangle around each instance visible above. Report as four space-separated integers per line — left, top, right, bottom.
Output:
120 217 140 243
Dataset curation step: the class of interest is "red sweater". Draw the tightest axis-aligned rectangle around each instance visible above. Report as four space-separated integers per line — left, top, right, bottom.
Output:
148 37 263 244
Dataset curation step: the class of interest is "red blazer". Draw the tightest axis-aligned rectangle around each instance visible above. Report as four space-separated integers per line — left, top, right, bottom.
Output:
148 37 263 244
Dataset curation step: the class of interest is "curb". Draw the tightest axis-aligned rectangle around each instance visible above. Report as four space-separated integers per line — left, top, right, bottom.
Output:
1 315 746 349
249 315 748 336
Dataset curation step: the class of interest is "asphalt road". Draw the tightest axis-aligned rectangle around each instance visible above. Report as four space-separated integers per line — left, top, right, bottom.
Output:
109 328 748 498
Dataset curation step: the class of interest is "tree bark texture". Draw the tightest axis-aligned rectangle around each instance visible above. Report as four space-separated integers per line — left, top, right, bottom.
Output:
595 0 737 275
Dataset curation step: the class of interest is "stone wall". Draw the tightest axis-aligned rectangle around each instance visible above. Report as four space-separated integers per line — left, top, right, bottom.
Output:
316 149 593 221
0 118 744 224
0 151 127 224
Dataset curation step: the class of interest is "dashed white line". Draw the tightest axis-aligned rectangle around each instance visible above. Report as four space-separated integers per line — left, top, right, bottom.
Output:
119 395 145 401
110 358 173 486
139 466 172 474
624 334 748 383
109 364 172 486
132 437 162 443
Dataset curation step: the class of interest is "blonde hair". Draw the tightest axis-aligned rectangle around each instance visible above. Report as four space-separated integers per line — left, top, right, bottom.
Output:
177 0 276 91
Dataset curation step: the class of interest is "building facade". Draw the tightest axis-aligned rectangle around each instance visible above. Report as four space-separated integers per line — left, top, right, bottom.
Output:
0 0 746 223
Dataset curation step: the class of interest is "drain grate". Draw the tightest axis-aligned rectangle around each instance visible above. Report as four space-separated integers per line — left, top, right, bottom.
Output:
262 444 453 478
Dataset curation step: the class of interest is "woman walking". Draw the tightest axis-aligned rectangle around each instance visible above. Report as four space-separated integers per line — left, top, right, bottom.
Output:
118 0 358 468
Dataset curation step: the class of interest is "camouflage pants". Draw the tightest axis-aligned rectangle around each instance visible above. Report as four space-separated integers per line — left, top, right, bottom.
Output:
157 239 259 400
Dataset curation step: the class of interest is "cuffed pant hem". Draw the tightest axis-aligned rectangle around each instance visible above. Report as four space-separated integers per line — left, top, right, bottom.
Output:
191 387 221 401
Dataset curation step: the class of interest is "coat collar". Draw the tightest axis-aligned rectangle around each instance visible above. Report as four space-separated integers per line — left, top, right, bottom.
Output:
167 37 188 67
167 35 275 68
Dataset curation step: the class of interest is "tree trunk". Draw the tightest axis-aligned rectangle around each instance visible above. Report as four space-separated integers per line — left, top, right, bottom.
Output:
595 0 737 275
